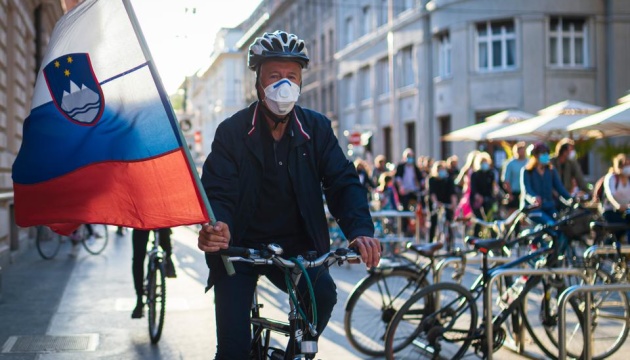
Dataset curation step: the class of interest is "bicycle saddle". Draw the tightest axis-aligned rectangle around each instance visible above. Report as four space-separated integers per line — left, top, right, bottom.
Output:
407 242 443 257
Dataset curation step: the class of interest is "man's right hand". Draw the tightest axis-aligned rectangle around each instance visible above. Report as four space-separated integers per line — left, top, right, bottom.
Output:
198 221 231 253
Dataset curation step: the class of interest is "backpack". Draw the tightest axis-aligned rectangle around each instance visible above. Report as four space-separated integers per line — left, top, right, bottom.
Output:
593 174 619 203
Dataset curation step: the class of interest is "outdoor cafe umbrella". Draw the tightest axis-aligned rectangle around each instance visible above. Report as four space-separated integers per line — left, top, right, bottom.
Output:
567 98 630 138
441 110 534 142
486 100 602 141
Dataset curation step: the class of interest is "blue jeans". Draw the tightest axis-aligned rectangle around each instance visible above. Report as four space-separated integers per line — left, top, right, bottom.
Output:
213 262 337 360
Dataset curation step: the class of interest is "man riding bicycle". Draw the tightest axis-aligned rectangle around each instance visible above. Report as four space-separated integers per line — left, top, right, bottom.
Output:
196 30 380 359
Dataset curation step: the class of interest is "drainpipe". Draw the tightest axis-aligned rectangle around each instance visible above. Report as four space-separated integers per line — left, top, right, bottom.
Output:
423 0 435 157
605 0 614 106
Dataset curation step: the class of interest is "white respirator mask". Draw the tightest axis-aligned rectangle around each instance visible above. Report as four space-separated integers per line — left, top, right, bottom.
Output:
263 78 301 116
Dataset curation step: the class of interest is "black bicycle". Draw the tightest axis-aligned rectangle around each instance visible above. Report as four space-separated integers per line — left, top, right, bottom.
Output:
385 207 628 359
35 224 109 259
220 244 361 359
143 230 167 343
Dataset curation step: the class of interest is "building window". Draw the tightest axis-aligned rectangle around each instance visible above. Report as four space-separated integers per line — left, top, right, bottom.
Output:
329 29 334 59
438 116 452 160
394 0 414 17
377 0 388 27
342 74 355 108
328 83 335 114
437 32 451 77
361 5 372 37
384 126 392 163
476 20 516 71
398 46 414 87
376 57 390 95
549 17 587 67
321 33 326 62
405 122 416 150
344 16 354 46
359 66 371 101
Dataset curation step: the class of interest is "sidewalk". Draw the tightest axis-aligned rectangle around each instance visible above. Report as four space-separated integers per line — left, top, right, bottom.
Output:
0 226 550 359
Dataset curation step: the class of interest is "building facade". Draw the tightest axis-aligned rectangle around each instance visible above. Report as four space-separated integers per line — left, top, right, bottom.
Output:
190 0 630 176
0 0 67 267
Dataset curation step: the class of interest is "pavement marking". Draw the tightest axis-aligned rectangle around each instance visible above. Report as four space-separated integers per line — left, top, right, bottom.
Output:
1 334 99 353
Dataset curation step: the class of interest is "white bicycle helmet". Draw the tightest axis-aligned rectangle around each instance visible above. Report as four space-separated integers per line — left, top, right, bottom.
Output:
248 30 309 71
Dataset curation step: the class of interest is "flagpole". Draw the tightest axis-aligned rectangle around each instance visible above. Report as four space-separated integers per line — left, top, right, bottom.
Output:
122 0 234 275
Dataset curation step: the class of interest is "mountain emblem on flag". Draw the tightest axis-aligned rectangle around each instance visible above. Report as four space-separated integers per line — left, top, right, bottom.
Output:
43 53 104 125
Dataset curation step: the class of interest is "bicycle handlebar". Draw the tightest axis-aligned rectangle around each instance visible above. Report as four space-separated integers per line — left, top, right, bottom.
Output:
217 245 361 268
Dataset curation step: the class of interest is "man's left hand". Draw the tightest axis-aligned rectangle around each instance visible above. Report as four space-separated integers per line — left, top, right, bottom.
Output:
349 236 381 268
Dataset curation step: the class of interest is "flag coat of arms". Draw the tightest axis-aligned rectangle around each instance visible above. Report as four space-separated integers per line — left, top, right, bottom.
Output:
12 0 211 234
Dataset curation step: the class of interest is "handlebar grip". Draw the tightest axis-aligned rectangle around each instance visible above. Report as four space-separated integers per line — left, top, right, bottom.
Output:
217 246 254 258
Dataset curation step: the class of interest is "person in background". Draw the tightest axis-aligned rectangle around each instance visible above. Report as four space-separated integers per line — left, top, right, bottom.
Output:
454 150 480 221
427 161 457 243
394 148 423 212
501 141 527 214
131 228 176 319
372 154 388 187
354 158 376 200
446 155 461 198
601 153 630 242
196 30 380 360
521 142 572 226
550 138 589 196
469 151 496 236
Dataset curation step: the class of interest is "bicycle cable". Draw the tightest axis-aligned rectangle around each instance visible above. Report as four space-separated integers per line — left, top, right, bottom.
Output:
286 257 318 330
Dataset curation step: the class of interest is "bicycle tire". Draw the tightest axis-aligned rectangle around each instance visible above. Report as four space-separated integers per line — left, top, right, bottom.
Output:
522 275 585 359
36 226 62 260
343 267 427 356
526 269 629 360
147 258 166 344
384 282 477 360
82 224 109 255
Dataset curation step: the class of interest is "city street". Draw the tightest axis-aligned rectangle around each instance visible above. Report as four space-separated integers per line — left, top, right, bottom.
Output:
0 226 625 359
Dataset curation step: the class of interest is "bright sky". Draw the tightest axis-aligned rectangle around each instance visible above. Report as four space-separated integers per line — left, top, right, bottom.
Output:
131 0 262 94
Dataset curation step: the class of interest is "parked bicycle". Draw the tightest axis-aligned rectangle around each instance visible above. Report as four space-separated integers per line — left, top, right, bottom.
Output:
219 244 360 360
140 229 167 344
384 207 629 360
344 241 469 357
35 224 109 259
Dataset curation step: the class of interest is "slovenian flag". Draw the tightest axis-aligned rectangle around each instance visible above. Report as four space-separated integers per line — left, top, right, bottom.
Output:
11 0 211 235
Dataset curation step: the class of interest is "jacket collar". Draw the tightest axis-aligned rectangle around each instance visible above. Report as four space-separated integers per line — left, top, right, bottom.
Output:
246 102 311 143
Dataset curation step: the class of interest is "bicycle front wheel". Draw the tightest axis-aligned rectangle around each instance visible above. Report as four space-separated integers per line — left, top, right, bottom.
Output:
344 267 427 356
36 226 62 259
147 258 166 343
384 282 477 360
82 224 109 255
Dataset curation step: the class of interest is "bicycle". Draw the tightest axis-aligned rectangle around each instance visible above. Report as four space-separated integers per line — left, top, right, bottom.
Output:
430 203 454 252
141 229 167 344
383 209 604 359
35 224 109 259
344 241 470 356
344 205 540 357
219 244 360 359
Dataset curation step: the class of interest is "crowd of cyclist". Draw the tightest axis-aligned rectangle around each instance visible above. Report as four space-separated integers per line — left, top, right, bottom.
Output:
352 137 630 244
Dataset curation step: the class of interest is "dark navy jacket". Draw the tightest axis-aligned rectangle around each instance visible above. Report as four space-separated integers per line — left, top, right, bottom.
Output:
201 102 374 288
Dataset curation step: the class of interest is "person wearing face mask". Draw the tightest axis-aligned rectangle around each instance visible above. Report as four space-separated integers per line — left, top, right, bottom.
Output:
521 142 572 227
395 148 425 235
196 30 380 360
427 161 457 244
469 152 497 236
550 138 589 196
601 153 630 242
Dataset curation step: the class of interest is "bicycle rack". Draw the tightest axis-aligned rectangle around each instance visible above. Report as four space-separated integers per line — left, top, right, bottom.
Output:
558 283 630 360
433 255 514 284
485 268 587 360
583 244 630 258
